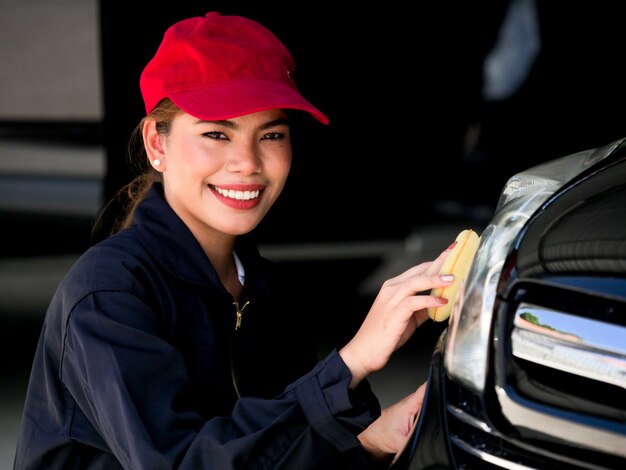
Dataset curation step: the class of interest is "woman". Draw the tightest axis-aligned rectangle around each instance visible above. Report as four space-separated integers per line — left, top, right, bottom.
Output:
14 12 454 469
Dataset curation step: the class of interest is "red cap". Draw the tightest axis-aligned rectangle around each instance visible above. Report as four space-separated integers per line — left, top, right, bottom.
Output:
140 12 329 124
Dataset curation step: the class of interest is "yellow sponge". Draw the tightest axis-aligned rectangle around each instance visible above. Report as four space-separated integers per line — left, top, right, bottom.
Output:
428 229 480 322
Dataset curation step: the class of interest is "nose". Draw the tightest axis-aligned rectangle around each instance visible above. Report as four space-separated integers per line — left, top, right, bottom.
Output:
225 141 262 174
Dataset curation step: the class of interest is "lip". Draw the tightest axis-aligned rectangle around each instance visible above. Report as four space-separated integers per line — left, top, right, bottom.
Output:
209 184 265 210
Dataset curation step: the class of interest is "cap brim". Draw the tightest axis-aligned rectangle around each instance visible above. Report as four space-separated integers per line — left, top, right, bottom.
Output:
168 80 329 125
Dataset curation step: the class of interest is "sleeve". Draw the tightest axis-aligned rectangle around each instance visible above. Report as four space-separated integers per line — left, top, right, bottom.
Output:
60 291 381 470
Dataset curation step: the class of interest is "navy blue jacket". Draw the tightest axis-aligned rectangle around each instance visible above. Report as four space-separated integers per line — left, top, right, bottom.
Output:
14 185 382 469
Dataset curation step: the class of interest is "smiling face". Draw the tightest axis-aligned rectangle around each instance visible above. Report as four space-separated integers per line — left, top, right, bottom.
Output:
143 108 292 250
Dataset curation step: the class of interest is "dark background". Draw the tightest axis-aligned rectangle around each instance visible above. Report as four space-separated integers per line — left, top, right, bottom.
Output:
99 1 626 246
7 1 626 258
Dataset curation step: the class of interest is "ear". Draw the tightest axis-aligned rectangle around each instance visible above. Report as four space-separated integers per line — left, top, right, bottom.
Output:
143 120 165 170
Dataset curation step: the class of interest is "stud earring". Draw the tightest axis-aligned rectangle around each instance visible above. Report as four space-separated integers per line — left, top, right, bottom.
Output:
152 159 161 167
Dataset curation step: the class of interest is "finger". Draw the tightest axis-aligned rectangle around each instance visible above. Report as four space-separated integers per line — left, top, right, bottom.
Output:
407 383 428 428
425 240 457 276
388 238 458 286
412 308 431 328
402 292 448 317
416 381 427 402
378 274 452 317
398 272 454 300
388 261 435 284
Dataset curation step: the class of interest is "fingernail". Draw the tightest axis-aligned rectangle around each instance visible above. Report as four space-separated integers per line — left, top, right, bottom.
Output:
437 297 449 304
447 241 457 250
440 274 454 282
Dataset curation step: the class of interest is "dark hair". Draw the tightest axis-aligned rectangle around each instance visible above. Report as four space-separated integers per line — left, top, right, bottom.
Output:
92 99 181 239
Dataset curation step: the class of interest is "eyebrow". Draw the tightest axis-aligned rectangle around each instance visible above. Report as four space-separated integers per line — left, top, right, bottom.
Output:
194 117 290 130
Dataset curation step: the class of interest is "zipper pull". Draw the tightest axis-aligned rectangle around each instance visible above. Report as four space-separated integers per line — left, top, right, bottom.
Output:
232 300 250 330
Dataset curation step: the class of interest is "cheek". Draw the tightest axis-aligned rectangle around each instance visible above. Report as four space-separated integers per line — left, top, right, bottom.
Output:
273 160 291 195
278 157 292 180
263 152 291 198
274 151 292 180
169 140 221 174
277 159 292 198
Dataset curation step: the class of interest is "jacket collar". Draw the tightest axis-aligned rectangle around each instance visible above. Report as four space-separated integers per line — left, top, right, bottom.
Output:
132 183 261 289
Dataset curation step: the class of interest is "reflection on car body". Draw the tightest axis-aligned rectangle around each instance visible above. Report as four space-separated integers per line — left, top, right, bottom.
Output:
393 137 626 470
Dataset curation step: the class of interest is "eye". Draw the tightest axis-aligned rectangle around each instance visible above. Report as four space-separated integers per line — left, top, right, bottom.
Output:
261 132 284 140
203 131 228 140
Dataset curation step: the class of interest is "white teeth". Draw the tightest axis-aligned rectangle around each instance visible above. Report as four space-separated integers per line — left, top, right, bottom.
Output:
215 186 260 201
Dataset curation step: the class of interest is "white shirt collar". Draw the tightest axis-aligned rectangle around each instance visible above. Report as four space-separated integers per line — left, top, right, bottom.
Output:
233 252 245 286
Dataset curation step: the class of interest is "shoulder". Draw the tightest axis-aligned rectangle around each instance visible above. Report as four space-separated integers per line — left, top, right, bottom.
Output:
75 229 148 280
53 228 156 307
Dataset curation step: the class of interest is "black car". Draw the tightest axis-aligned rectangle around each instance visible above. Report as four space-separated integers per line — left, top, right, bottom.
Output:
392 137 626 469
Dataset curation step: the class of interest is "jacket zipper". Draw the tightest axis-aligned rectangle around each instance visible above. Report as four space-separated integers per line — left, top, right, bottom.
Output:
230 300 250 399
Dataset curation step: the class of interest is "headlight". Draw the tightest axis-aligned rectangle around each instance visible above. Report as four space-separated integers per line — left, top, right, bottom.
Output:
443 139 622 394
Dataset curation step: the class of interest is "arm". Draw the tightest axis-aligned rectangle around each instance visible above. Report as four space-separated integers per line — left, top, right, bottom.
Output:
61 292 378 469
338 245 455 387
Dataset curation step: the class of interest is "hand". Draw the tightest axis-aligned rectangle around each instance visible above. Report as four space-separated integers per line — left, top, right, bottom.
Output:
357 382 427 459
339 244 454 386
